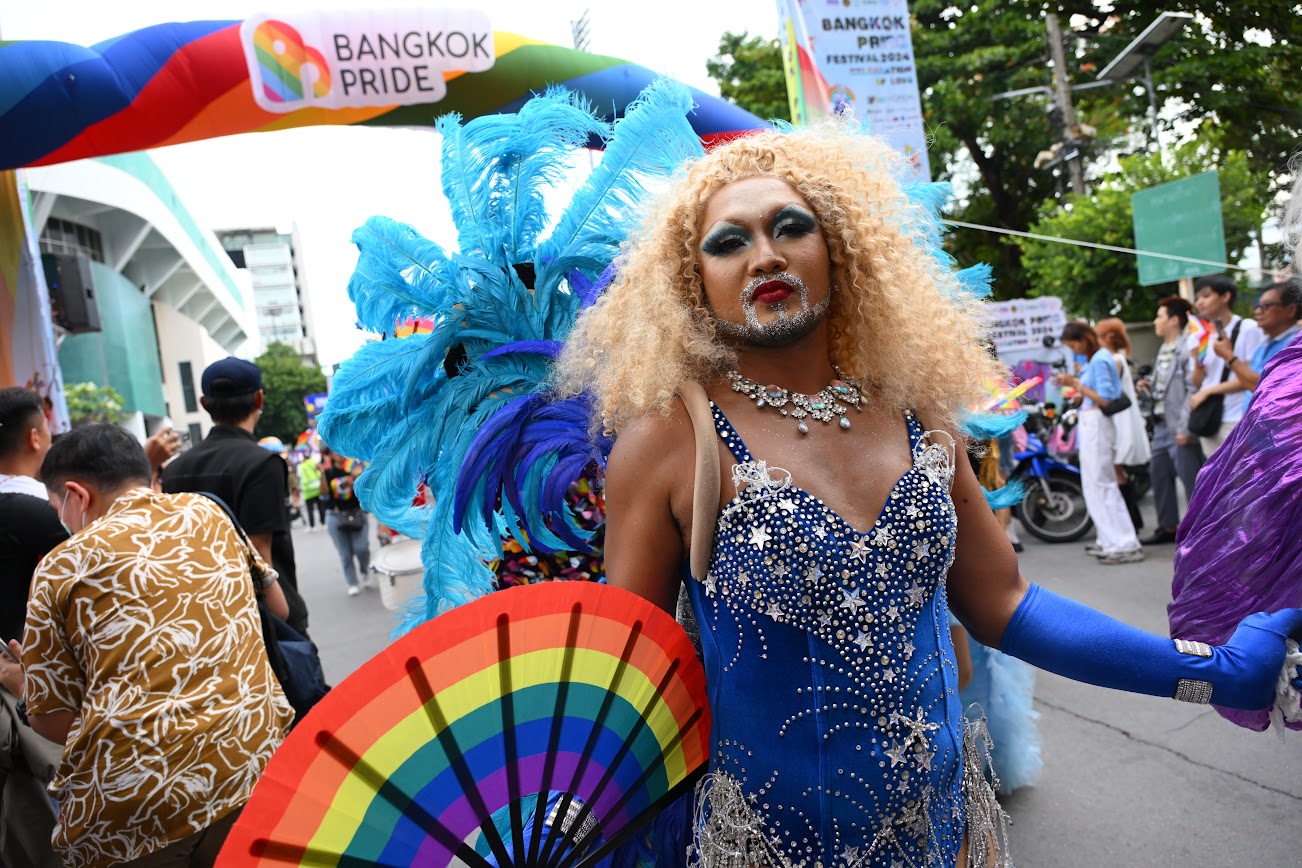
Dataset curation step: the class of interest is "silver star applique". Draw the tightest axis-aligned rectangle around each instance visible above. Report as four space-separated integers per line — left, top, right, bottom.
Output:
849 537 872 563
777 497 798 514
884 740 908 768
749 525 772 549
772 561 791 579
886 603 901 622
813 525 829 541
765 601 784 621
882 667 897 683
904 503 921 519
911 539 930 560
805 563 825 584
839 587 865 615
905 582 927 608
853 631 872 652
818 611 834 628
875 562 891 579
872 526 894 547
704 573 717 597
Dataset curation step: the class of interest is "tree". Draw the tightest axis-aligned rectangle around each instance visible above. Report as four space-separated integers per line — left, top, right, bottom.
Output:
705 32 791 123
1018 131 1272 321
706 6 1300 298
254 342 328 445
63 382 126 427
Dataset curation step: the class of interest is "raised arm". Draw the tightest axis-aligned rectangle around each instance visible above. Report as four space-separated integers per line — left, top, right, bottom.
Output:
601 404 697 616
944 423 1301 711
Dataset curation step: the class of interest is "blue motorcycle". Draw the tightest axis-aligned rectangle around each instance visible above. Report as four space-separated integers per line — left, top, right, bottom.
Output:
1010 404 1093 543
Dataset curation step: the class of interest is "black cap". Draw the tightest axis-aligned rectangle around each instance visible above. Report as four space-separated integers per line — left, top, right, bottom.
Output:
201 357 263 398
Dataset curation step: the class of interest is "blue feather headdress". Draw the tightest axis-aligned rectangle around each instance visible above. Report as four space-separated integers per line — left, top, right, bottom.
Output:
318 82 704 628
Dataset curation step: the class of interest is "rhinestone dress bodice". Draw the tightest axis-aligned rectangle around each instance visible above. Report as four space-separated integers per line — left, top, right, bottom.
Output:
686 403 966 868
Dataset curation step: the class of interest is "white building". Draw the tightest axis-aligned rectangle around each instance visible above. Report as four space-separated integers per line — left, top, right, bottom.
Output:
27 153 256 443
217 226 318 366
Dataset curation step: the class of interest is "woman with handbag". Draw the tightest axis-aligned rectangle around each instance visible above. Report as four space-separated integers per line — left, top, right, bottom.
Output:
1096 318 1152 533
321 448 372 597
1054 321 1145 564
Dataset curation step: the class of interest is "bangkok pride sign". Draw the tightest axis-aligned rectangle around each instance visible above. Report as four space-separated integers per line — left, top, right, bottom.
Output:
241 8 494 113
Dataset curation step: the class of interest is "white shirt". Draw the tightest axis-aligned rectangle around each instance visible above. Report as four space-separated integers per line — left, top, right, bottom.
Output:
1198 315 1264 424
0 474 48 499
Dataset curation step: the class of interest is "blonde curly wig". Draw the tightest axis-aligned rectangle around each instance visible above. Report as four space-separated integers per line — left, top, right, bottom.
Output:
553 122 1003 432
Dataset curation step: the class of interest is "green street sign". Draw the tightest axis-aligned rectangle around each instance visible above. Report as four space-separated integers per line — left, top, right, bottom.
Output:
1131 171 1227 287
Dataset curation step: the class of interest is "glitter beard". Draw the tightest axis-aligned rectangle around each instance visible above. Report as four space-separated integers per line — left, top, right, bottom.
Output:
713 272 830 348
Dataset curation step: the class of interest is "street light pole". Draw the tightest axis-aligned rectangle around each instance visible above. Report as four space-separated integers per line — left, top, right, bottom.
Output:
1045 13 1086 196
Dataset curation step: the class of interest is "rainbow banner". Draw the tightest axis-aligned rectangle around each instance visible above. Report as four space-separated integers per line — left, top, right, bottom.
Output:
0 10 766 171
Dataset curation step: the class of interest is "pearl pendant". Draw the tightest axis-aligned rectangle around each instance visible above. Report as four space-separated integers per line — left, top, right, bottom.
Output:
797 421 810 434
840 417 852 429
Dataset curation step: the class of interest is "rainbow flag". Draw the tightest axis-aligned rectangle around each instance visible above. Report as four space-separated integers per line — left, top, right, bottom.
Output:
778 0 833 125
1189 316 1214 361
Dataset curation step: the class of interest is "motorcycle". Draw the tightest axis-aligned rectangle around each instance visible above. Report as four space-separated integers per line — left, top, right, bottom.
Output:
1009 403 1094 543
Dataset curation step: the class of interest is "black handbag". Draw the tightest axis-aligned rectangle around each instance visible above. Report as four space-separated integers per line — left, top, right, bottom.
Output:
200 493 329 724
336 507 367 531
1099 391 1132 418
1187 320 1241 437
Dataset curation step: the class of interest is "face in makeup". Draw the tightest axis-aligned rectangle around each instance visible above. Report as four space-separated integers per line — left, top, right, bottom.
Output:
696 176 832 348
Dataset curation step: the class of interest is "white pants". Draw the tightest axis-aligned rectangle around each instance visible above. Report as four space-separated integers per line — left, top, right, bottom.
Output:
1078 409 1140 554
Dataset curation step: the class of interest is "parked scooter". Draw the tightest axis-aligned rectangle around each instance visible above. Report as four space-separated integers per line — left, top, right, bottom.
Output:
1010 403 1093 543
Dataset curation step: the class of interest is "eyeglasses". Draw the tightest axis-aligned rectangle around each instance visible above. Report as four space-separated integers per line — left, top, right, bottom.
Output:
1253 301 1285 311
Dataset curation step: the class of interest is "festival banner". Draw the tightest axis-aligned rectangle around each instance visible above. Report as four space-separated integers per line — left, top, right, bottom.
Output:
780 0 930 180
984 297 1067 356
0 170 69 431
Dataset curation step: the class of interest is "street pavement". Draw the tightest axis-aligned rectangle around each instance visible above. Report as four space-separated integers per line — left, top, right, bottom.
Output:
289 503 1302 868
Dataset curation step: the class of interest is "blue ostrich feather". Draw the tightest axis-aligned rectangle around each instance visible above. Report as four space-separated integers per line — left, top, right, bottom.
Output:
961 410 1028 442
324 83 700 627
347 217 461 335
983 479 1026 511
535 79 704 293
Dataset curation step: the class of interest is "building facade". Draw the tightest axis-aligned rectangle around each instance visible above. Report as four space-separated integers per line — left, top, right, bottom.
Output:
26 153 256 441
217 227 318 366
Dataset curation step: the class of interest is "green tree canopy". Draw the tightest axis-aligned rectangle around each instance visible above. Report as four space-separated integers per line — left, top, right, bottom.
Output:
1018 131 1271 321
63 382 126 427
705 6 1296 298
705 32 791 124
254 342 327 445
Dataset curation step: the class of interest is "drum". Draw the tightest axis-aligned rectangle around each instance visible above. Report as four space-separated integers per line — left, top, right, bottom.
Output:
370 537 423 612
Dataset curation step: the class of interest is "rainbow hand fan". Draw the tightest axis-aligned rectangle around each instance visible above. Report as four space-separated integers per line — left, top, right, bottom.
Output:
218 582 710 868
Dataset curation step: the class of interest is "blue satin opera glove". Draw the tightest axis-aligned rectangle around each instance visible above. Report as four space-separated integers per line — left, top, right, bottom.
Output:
999 584 1302 709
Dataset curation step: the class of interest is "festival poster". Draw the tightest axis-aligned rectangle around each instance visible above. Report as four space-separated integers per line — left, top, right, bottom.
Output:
0 170 69 431
782 0 930 181
984 296 1068 356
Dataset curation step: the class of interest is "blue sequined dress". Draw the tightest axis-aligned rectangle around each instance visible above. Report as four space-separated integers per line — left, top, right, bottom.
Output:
685 402 979 868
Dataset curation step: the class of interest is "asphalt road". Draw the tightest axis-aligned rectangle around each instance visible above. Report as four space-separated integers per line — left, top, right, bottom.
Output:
289 503 1301 868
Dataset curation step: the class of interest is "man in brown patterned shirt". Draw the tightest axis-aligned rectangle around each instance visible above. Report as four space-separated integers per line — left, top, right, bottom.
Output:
4 424 294 868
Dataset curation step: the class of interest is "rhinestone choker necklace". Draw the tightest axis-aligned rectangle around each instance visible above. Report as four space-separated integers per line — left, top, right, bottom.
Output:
727 368 865 434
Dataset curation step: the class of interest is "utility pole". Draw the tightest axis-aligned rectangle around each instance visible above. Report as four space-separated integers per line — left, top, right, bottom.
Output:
1045 13 1086 197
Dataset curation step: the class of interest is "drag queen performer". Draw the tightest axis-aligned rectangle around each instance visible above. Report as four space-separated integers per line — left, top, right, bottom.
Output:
553 124 1302 868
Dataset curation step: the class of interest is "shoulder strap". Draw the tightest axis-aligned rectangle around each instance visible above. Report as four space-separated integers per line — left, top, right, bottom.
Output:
1216 319 1243 384
679 381 720 583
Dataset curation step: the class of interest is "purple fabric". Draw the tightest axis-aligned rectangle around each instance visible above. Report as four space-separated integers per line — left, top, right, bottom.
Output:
1169 335 1302 731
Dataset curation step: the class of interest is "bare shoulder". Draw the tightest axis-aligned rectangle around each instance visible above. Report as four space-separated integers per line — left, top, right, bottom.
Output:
606 399 696 480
